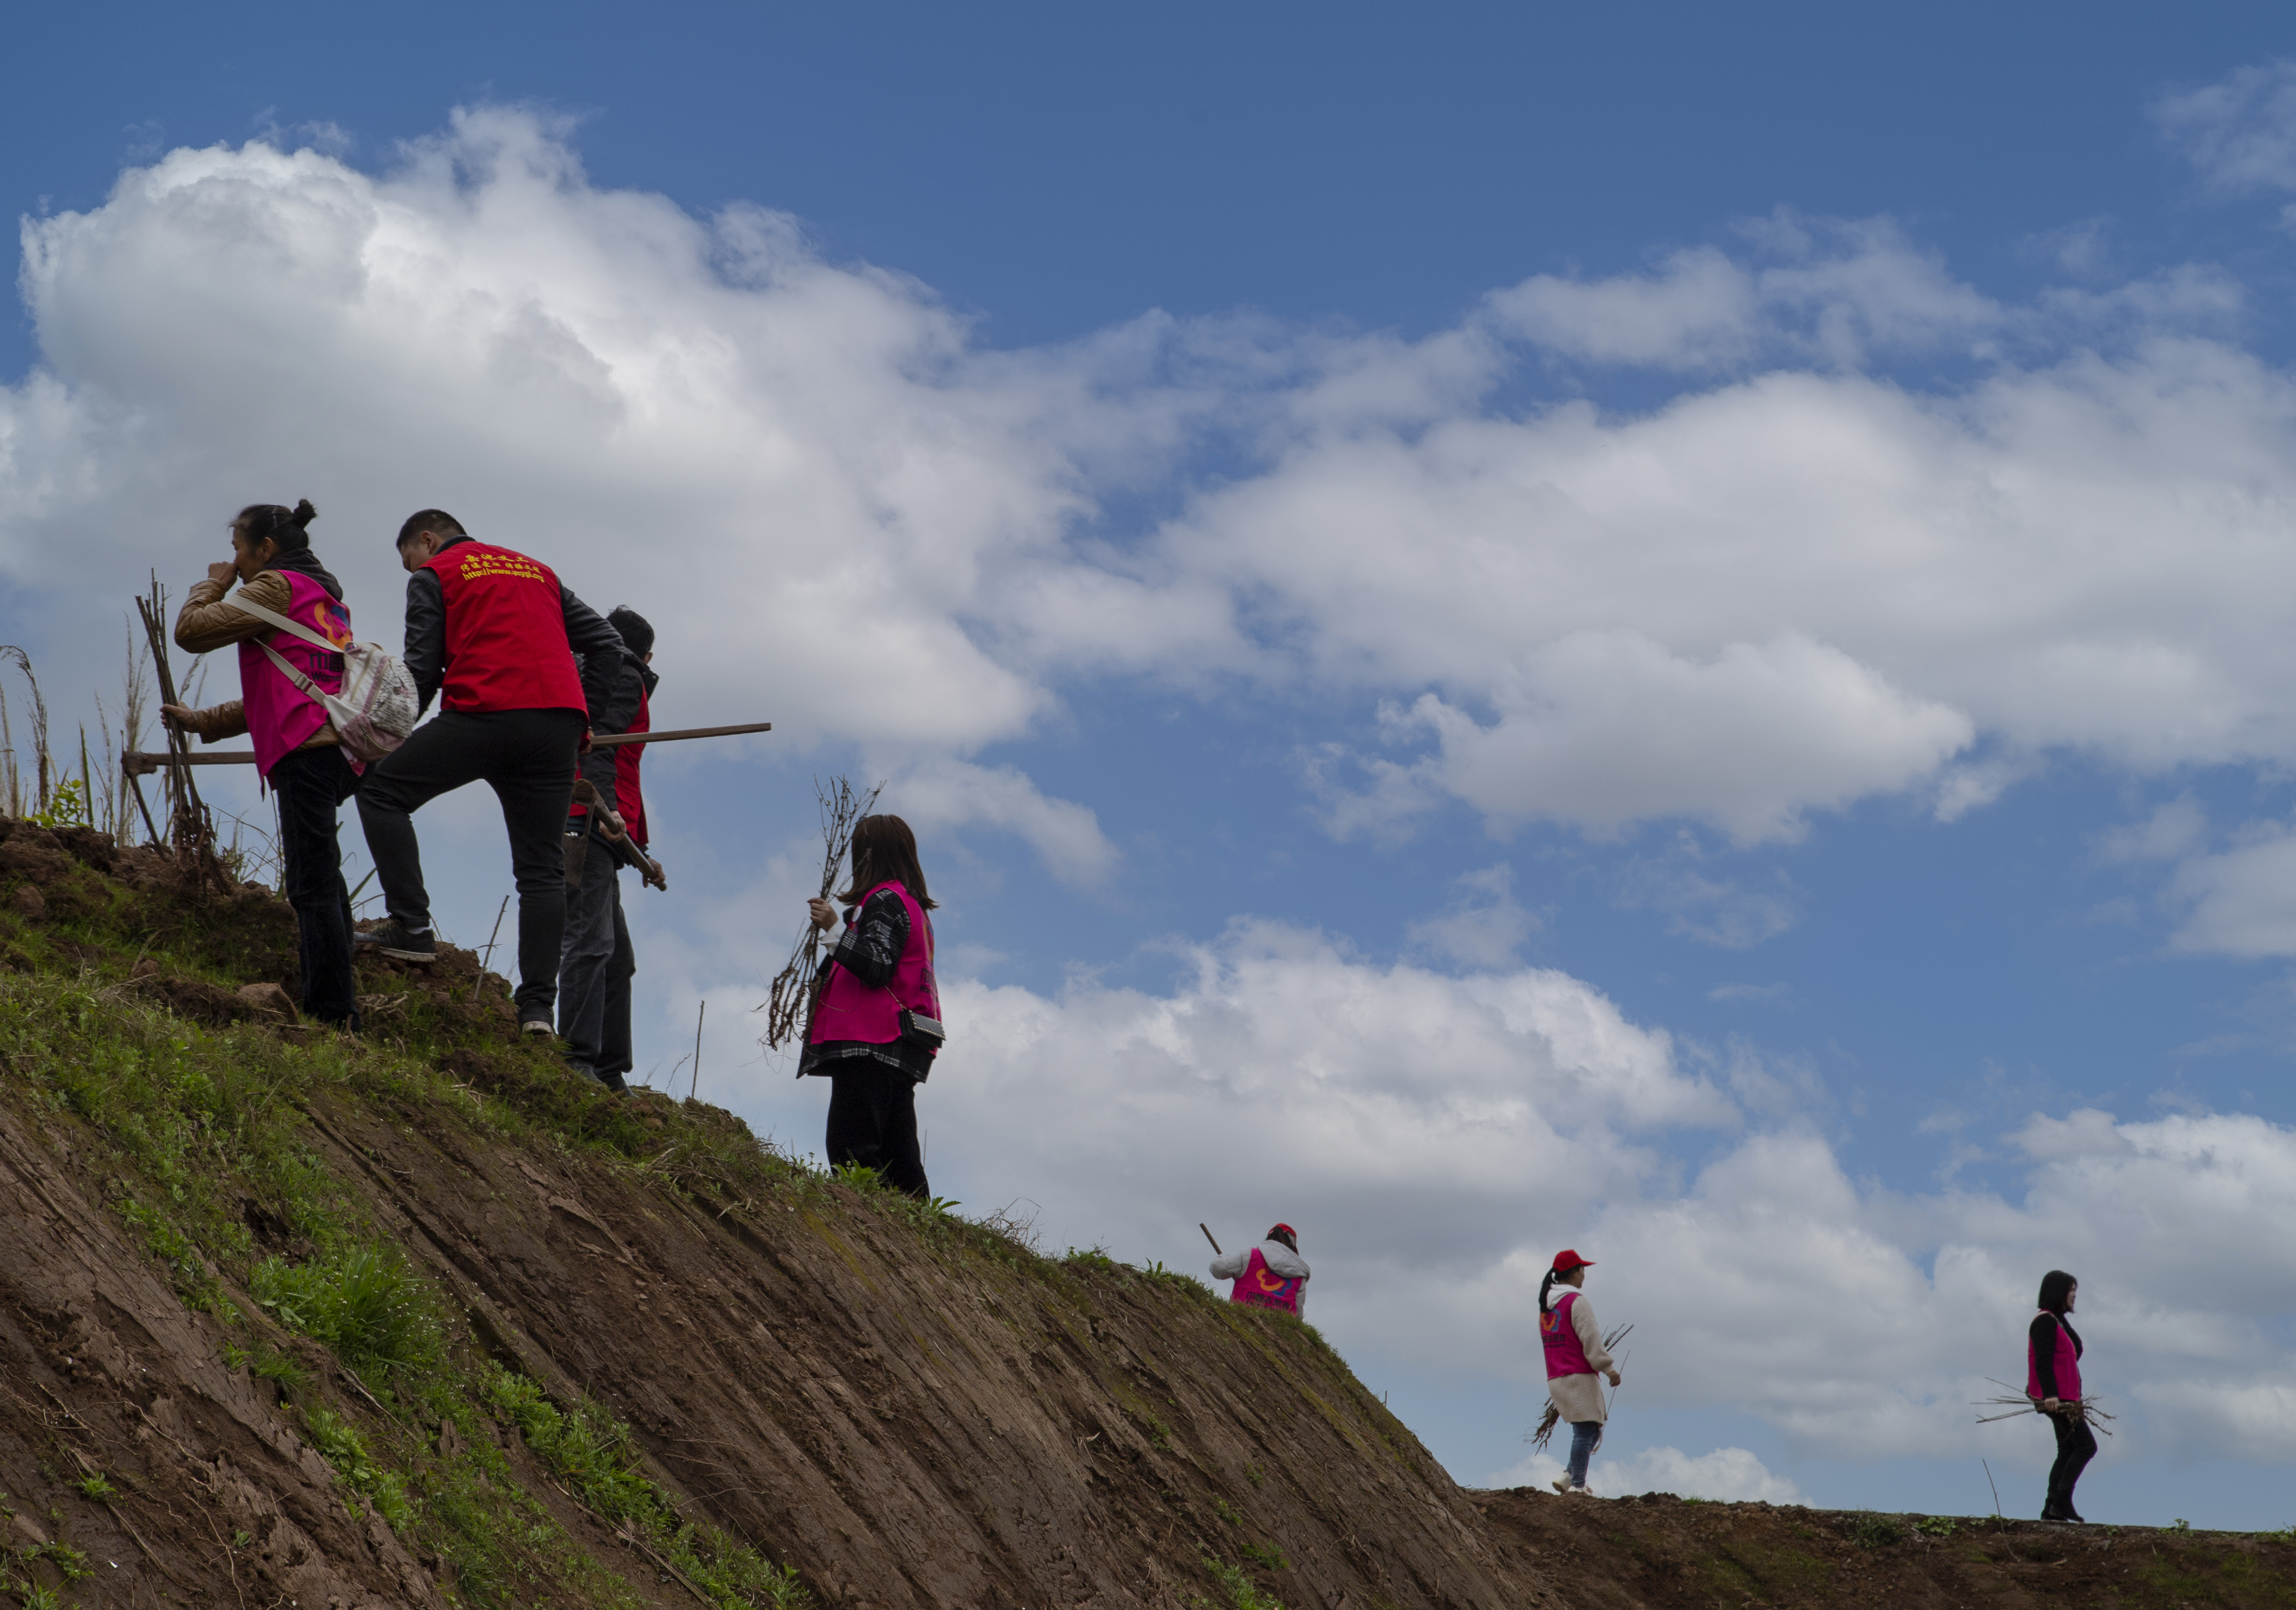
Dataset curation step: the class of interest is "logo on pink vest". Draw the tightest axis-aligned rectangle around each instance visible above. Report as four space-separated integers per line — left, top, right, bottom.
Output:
808 881 939 1048
239 571 352 777
1541 1291 1594 1379
1229 1246 1303 1315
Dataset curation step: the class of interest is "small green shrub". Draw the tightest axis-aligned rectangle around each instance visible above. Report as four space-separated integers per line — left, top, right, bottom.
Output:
1912 1515 1957 1537
74 1471 114 1501
304 1408 417 1533
1197 1555 1285 1610
1211 1495 1243 1526
1241 1541 1288 1571
1852 1514 1902 1549
252 1246 441 1385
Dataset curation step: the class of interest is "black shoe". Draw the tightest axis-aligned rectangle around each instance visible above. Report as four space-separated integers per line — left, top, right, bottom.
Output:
355 919 435 962
2060 1504 2085 1523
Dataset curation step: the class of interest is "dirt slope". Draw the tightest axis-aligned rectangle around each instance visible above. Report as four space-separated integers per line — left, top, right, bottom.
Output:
4 815 2294 1610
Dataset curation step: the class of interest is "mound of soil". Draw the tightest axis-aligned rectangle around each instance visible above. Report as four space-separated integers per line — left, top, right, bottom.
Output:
4 825 2294 1609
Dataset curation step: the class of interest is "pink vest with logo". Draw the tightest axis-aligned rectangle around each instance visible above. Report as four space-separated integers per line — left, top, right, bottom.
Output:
1541 1292 1594 1379
238 570 354 778
808 881 939 1047
1229 1246 1304 1315
2026 1311 2082 1402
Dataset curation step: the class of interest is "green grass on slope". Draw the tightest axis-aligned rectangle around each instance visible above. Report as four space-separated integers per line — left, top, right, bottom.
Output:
0 968 810 1609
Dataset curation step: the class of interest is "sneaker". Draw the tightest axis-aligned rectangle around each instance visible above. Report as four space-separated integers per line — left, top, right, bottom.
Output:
519 1017 555 1037
354 919 435 962
1551 1477 1574 1494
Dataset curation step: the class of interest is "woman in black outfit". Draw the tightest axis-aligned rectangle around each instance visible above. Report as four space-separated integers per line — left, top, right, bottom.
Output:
2028 1269 2094 1522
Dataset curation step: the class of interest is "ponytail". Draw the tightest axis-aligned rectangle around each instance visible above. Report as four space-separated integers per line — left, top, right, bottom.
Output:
1538 1268 1557 1315
234 498 318 554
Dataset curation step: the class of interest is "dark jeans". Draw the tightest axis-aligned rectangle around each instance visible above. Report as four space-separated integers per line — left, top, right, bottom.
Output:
2048 1410 2097 1513
557 837 633 1082
357 708 584 1020
270 745 361 1030
1566 1420 1603 1489
824 1062 929 1198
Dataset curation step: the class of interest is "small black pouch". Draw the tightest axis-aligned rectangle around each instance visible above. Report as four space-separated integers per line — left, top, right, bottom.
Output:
899 1009 945 1053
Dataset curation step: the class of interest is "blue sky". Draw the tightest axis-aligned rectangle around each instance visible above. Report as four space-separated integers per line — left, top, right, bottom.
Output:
14 0 2296 1526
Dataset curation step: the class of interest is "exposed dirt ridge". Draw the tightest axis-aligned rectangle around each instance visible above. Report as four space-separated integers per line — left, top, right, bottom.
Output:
4 817 2295 1610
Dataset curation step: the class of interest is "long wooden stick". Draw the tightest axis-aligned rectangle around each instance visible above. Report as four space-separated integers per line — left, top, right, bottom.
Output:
1200 1223 1222 1256
122 719 772 775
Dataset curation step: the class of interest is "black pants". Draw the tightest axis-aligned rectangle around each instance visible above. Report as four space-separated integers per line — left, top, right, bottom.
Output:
556 837 633 1081
2048 1411 2097 1513
270 745 361 1030
824 1062 929 1198
356 708 584 1020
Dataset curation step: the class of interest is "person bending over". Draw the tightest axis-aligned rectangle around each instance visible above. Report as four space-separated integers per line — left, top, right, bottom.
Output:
801 815 942 1197
1210 1225 1311 1316
556 605 660 1090
356 510 622 1036
163 499 364 1032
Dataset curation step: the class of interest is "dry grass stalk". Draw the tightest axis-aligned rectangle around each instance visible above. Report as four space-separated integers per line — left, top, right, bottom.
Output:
0 645 52 817
758 775 882 1053
135 574 226 886
1527 1321 1633 1452
1973 1378 2116 1435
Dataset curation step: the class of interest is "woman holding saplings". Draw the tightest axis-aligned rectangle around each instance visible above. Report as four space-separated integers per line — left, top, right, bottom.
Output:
2028 1269 2095 1522
1539 1249 1620 1495
164 500 364 1033
803 815 943 1198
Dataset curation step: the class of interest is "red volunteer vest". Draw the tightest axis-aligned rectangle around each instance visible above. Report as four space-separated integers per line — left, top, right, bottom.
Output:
422 540 586 714
239 569 352 778
1541 1291 1595 1380
570 681 650 845
2026 1311 2082 1403
616 683 650 847
808 881 939 1048
1228 1246 1304 1315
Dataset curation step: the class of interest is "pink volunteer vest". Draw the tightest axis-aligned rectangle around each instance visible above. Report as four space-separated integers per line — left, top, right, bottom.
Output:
808 881 939 1047
1541 1291 1594 1379
1228 1246 1304 1315
238 570 353 778
2026 1311 2082 1402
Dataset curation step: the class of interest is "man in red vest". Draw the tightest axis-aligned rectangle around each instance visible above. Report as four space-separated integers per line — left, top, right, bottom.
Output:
356 510 624 1036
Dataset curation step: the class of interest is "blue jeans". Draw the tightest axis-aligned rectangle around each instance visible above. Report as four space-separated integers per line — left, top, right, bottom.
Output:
1567 1420 1603 1489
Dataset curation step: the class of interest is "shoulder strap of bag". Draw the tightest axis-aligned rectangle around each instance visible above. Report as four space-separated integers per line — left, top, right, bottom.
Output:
226 588 347 656
258 640 328 702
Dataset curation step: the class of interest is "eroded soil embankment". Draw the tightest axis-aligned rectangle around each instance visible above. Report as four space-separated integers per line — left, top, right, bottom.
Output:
0 816 1550 1609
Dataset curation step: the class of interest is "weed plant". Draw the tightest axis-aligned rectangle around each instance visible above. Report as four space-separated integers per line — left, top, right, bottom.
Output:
1195 1554 1285 1610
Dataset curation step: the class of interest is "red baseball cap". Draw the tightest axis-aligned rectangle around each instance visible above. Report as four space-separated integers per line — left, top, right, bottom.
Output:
1269 1223 1297 1240
1551 1249 1594 1273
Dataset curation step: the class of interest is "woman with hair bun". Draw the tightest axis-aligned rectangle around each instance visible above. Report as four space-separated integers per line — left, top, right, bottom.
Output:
2028 1269 2095 1522
163 500 363 1031
1539 1249 1620 1495
802 814 943 1197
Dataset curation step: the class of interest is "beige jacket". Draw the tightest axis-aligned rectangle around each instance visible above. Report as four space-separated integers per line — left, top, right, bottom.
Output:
169 571 340 749
1544 1290 1616 1425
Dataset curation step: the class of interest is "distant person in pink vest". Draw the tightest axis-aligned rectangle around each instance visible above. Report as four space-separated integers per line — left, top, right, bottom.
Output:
1210 1225 1310 1316
1539 1249 1620 1495
2027 1268 2094 1523
164 500 364 1032
803 814 943 1198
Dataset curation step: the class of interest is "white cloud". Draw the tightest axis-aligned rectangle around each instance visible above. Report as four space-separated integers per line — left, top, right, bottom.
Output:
1406 863 1537 968
15 115 2296 853
883 758 1117 887
2157 59 2296 197
2167 826 2296 957
695 918 2296 1466
1482 1444 1807 1504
